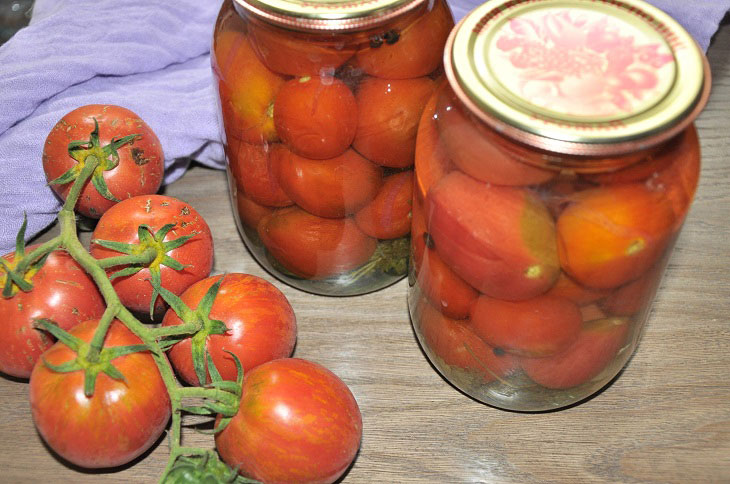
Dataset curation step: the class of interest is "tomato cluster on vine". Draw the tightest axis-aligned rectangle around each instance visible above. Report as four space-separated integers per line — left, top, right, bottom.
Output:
0 104 362 483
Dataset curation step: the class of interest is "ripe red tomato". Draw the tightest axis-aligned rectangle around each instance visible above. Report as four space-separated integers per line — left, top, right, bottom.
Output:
353 76 435 168
258 206 376 280
215 358 362 484
354 171 413 239
470 295 582 357
435 92 555 187
213 28 285 144
162 273 297 385
521 317 630 389
234 189 274 231
415 297 517 381
90 195 214 318
274 76 357 159
229 142 292 208
414 86 451 202
29 319 171 468
274 146 382 218
0 248 106 378
42 104 164 218
247 20 355 77
557 183 675 289
354 0 453 79
427 171 560 301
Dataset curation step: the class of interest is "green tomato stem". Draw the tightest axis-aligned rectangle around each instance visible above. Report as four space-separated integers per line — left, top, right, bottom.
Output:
61 155 99 213
94 248 158 269
12 235 62 274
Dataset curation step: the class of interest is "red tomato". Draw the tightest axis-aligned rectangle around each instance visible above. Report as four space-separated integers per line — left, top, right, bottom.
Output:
90 195 214 318
42 105 164 218
354 171 413 239
545 272 609 306
557 183 675 289
0 248 106 378
274 146 382 218
435 92 555 187
414 86 451 202
354 0 453 79
648 126 701 231
213 28 285 144
521 317 630 389
29 319 171 468
600 265 662 317
415 297 517 380
229 142 292 208
470 295 582 357
247 20 355 77
274 76 357 160
215 358 362 484
427 171 560 300
413 232 478 320
162 273 297 385
353 76 435 168
258 206 377 280
234 189 275 230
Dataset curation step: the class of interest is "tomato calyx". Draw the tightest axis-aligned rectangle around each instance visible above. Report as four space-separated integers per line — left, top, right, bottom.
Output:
93 223 197 317
34 318 149 397
161 451 258 484
47 118 140 203
0 215 57 297
152 277 230 386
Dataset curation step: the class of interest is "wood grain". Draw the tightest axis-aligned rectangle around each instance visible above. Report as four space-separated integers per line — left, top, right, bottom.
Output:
1 22 729 484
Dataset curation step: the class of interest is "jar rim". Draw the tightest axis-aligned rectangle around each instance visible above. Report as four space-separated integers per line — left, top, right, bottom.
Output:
444 0 712 156
233 0 427 32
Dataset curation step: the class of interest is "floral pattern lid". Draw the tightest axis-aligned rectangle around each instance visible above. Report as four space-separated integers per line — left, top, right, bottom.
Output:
447 0 711 155
234 0 424 30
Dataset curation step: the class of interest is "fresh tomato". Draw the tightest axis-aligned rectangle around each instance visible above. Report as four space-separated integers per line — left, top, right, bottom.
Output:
353 76 435 168
521 317 630 389
354 0 453 79
274 76 357 160
470 295 582 357
0 247 106 378
274 146 382 218
415 296 517 380
258 206 376 279
162 273 297 385
427 171 560 301
29 319 171 468
42 104 164 218
354 171 413 239
557 183 675 289
215 358 362 484
90 195 214 318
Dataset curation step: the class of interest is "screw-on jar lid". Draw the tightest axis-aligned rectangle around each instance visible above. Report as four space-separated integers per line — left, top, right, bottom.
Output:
234 0 426 31
446 0 711 156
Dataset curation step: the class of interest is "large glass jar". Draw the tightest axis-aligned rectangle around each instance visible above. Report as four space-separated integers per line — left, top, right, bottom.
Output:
212 0 454 296
408 0 711 411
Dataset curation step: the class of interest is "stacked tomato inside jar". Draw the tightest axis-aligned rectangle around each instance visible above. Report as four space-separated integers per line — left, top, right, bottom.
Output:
408 0 710 410
212 0 454 296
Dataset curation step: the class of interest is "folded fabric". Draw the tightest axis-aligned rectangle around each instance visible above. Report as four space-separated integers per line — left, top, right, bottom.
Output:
1 0 728 253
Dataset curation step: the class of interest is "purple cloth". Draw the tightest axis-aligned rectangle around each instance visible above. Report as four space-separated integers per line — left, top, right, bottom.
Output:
0 0 728 253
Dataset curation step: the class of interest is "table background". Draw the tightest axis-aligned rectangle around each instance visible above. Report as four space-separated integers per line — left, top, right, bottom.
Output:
1 20 729 484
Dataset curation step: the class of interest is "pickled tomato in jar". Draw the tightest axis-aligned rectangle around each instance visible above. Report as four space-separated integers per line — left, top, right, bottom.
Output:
212 0 454 295
408 0 711 410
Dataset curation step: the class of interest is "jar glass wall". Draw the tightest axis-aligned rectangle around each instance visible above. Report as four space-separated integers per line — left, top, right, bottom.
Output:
408 0 710 411
212 0 454 296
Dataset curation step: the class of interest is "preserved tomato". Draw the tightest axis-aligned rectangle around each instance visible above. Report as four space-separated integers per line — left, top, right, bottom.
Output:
408 0 710 410
213 0 453 296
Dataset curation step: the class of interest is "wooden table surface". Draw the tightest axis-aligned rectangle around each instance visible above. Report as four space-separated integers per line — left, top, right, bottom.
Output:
2 22 729 484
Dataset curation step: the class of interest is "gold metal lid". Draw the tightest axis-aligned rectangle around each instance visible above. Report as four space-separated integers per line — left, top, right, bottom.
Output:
445 0 711 156
234 0 425 31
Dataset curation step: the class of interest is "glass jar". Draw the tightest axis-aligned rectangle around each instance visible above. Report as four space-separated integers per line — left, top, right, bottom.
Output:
212 0 454 296
408 0 711 411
